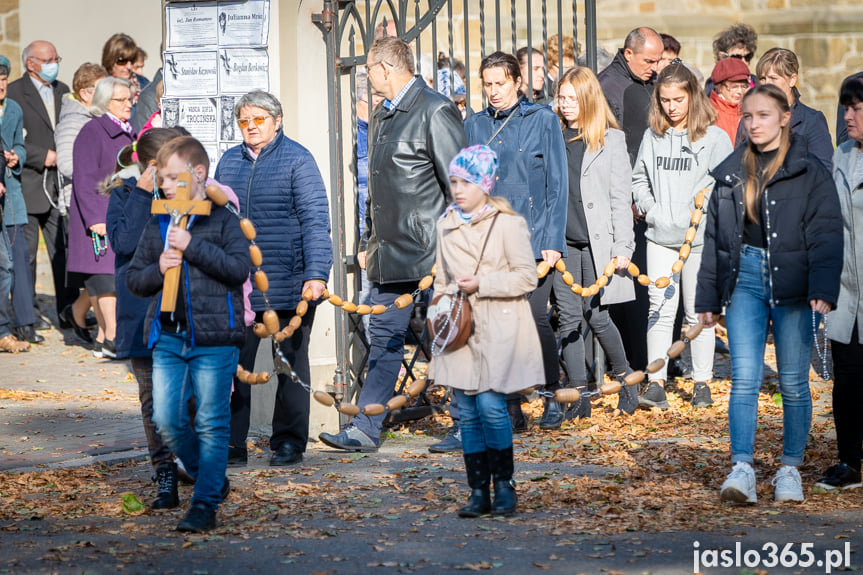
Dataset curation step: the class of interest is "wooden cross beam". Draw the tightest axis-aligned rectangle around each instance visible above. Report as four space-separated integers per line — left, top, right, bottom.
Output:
151 172 213 312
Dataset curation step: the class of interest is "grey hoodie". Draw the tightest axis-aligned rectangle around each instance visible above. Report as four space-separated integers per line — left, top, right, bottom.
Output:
632 124 732 249
55 94 93 182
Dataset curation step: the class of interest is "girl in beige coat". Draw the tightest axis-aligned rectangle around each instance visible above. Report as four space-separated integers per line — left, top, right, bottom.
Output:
432 145 543 518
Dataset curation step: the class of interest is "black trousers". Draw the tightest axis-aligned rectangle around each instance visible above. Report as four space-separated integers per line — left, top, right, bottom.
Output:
829 325 863 470
229 306 315 452
609 218 648 371
24 208 77 317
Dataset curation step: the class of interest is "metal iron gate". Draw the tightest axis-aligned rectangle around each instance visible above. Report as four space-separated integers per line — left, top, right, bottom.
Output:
313 0 598 422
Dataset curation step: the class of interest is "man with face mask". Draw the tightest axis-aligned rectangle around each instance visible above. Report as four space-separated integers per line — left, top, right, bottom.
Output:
8 40 76 331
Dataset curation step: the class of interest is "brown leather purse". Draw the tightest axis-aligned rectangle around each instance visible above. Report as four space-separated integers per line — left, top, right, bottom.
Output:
428 213 498 356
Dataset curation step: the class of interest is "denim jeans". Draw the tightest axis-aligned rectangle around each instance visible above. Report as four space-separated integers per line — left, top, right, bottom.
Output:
0 225 12 338
725 245 813 466
351 281 416 441
454 389 512 454
152 332 238 508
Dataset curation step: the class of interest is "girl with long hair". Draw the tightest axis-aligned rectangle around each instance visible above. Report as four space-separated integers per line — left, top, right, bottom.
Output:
632 62 733 410
552 66 637 420
696 84 842 503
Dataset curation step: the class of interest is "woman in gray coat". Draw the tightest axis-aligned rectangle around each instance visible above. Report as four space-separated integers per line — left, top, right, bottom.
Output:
550 66 637 425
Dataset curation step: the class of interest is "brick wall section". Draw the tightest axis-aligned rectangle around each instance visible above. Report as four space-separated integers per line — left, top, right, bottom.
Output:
597 1 863 142
0 0 19 79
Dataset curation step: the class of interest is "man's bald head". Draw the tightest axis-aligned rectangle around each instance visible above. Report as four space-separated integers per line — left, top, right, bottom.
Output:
623 27 663 82
22 40 59 79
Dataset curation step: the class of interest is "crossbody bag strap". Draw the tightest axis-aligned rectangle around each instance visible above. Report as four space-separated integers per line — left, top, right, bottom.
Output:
485 110 516 146
473 213 499 275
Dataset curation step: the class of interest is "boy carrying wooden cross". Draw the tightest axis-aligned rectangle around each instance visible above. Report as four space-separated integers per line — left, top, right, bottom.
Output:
127 136 250 532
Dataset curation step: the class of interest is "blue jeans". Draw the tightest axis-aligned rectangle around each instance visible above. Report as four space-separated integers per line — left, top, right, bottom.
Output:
351 281 416 441
0 225 13 338
152 333 238 508
725 245 812 466
454 389 512 454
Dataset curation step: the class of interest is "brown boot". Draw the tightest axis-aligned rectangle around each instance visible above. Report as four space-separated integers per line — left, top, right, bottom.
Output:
0 334 30 353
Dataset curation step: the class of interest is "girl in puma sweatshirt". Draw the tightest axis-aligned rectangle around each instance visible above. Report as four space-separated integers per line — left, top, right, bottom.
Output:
632 62 733 410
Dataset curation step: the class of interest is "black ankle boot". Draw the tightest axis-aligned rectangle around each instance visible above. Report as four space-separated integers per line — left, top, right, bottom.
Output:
539 393 565 430
487 446 517 516
506 398 527 433
458 451 491 518
152 463 179 510
564 386 591 421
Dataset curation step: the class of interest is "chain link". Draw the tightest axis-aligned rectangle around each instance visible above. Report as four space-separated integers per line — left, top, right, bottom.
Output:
812 310 831 380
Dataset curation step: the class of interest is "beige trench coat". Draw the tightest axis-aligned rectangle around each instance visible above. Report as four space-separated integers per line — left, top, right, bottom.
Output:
430 205 544 395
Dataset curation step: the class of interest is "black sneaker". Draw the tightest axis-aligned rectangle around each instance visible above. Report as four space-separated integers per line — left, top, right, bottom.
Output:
638 381 669 409
428 425 463 453
538 399 565 430
101 339 117 359
152 463 179 510
815 463 862 491
691 381 713 408
227 446 248 467
176 502 217 533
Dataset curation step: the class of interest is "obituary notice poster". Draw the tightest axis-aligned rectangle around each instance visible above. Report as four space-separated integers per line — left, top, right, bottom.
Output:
163 0 271 169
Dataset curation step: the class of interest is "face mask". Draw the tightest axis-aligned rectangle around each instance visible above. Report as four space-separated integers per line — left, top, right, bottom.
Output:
36 62 59 83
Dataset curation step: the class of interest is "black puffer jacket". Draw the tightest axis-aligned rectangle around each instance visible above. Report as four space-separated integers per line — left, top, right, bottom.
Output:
598 49 655 165
127 206 250 348
696 134 842 313
362 77 466 284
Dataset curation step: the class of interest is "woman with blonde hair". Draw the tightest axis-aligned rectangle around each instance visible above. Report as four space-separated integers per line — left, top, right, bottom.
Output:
632 62 732 410
551 66 637 423
737 47 832 170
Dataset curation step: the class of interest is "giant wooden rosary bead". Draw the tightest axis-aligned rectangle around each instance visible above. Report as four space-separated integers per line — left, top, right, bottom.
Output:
637 274 651 286
555 259 567 273
288 315 302 331
363 403 386 416
684 226 697 244
418 275 434 291
595 275 608 289
654 276 671 289
279 325 295 340
254 270 269 292
667 340 686 359
328 294 343 306
386 395 409 411
671 260 684 275
394 293 414 309
561 271 574 286
256 371 271 384
253 322 269 338
295 300 308 317
571 283 582 295
691 210 703 226
624 370 645 386
554 387 582 403
646 358 665 373
679 244 691 260
684 323 704 340
206 184 229 206
694 190 706 209
342 301 357 313
371 304 387 315
302 287 314 301
627 262 640 277
239 218 256 241
262 309 280 334
313 390 335 407
406 379 427 397
600 380 622 395
356 304 372 315
338 403 361 416
537 261 551 278
249 245 263 267
273 331 287 343
604 260 616 277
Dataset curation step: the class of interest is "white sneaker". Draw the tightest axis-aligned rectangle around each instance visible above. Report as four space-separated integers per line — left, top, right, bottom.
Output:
720 461 757 503
772 465 804 502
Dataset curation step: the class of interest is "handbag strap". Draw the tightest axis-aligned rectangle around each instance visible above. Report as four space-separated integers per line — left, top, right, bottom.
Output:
485 110 516 146
473 213 499 275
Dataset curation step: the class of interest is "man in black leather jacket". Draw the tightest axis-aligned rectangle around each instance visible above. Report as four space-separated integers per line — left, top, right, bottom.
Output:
320 36 466 452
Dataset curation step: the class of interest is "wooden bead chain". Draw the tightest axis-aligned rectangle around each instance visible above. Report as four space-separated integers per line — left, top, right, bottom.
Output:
537 188 709 298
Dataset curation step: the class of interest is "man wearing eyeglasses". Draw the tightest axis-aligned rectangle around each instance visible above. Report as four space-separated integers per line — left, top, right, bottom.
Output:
8 40 76 332
319 36 466 453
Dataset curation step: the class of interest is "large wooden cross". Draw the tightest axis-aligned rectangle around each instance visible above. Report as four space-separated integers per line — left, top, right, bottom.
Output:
151 172 212 312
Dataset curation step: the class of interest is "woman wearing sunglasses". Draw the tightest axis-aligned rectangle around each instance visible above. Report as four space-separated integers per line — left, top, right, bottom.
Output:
102 33 146 109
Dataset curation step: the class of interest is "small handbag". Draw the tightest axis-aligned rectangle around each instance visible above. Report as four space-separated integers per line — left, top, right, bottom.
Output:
428 213 498 356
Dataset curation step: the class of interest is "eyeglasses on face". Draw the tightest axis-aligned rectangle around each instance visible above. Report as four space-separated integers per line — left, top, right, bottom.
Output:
237 116 269 129
556 95 578 105
116 57 135 66
722 51 753 63
111 97 133 104
31 56 62 64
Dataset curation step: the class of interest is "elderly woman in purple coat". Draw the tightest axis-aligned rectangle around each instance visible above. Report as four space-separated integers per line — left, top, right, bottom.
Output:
68 77 135 358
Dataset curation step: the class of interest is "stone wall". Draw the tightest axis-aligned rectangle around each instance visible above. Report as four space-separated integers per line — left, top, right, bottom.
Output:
595 1 863 141
0 0 19 78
